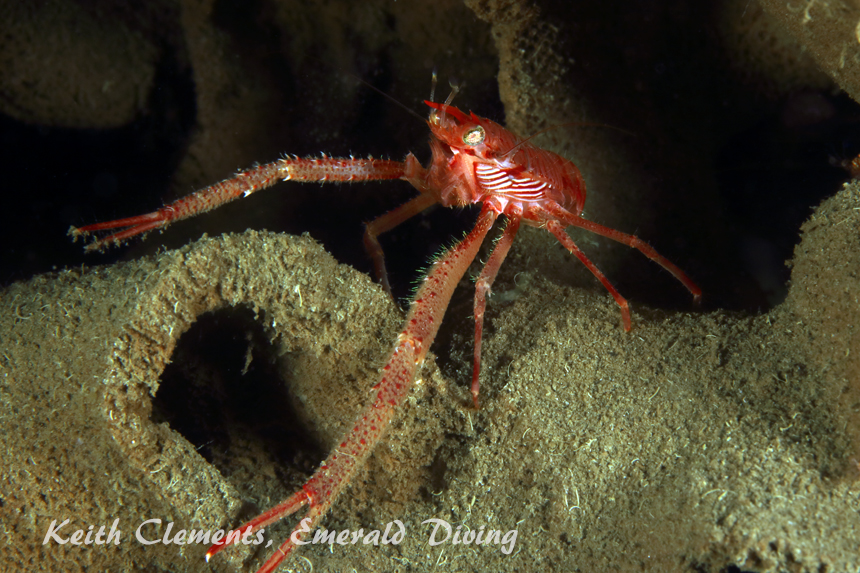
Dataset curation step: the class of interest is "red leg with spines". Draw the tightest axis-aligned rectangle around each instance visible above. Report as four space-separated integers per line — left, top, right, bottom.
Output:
70 155 407 252
206 206 498 572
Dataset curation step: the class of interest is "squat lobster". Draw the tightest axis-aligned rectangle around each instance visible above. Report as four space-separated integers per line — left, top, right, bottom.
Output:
71 84 700 573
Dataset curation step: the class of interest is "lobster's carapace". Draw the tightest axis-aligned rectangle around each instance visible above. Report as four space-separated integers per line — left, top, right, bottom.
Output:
71 93 700 573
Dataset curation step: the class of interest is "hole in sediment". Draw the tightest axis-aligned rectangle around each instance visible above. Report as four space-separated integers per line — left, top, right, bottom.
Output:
151 306 324 490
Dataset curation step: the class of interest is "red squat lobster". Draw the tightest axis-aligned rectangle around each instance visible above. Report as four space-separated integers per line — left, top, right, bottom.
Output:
71 86 700 572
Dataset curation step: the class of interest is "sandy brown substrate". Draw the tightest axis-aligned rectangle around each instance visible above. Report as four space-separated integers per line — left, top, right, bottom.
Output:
3 3 860 570
2 179 858 572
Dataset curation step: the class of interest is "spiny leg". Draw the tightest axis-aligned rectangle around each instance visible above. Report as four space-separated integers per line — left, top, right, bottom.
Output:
547 204 702 301
206 206 498 573
363 192 438 296
204 489 311 573
70 156 407 252
546 220 632 331
471 213 520 408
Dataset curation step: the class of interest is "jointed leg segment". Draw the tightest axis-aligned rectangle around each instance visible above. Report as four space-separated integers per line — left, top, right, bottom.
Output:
546 220 633 331
70 155 407 252
547 204 702 302
471 212 521 407
205 206 498 573
363 192 438 295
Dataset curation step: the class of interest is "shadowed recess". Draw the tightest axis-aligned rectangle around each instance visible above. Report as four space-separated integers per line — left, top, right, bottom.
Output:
151 306 324 479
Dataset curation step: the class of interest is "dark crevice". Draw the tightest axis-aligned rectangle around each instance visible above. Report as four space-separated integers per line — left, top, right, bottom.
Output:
0 46 195 285
151 306 323 479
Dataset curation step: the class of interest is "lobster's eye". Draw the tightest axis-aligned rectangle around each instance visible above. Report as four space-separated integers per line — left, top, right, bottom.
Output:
463 126 485 146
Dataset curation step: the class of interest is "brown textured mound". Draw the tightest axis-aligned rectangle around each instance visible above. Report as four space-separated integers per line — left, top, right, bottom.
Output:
2 1 859 571
2 182 859 571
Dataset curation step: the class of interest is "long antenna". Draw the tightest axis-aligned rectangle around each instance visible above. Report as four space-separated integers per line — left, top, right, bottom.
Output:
347 73 425 122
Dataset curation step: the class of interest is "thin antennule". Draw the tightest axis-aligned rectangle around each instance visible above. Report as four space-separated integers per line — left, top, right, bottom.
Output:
430 67 438 103
443 78 461 107
437 78 462 125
